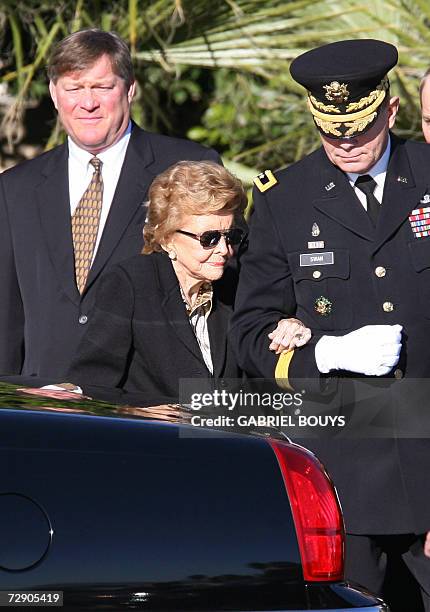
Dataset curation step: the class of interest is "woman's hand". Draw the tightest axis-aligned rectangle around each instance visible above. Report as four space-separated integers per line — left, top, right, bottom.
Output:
268 317 312 354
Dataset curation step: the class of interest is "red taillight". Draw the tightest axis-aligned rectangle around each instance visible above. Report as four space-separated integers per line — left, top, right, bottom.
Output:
269 439 344 582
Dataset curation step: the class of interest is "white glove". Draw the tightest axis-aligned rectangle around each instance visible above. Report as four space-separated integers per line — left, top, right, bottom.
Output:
42 384 83 394
315 324 403 376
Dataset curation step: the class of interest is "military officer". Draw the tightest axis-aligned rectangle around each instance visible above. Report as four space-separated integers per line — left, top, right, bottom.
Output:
231 39 430 610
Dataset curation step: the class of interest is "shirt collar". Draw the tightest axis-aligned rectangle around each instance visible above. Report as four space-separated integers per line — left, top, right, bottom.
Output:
68 121 132 168
347 137 391 190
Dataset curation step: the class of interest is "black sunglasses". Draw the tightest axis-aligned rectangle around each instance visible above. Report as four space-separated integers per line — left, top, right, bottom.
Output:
176 228 244 249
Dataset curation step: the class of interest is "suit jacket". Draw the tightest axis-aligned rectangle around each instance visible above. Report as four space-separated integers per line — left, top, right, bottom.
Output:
231 134 430 534
67 252 240 405
0 124 220 378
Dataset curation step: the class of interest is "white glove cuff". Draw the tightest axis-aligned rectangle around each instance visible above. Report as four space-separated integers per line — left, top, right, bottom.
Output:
315 335 340 373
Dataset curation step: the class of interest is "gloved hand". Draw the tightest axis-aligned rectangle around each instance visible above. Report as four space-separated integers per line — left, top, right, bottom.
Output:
315 324 403 375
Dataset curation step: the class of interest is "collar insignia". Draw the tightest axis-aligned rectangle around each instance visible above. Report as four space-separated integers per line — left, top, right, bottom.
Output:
397 176 408 183
325 181 335 191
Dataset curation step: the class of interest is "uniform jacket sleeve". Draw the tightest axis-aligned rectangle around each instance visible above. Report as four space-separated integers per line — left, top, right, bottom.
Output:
231 183 326 391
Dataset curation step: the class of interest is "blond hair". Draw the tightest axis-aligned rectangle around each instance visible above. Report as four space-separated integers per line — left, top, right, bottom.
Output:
143 161 246 254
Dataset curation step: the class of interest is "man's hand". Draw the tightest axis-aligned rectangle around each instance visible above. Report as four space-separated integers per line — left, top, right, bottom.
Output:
268 317 312 354
315 324 403 375
424 532 430 558
17 385 90 401
115 404 186 421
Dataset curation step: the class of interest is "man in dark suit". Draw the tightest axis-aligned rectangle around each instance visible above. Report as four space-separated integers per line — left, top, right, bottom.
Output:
231 39 430 610
0 28 220 378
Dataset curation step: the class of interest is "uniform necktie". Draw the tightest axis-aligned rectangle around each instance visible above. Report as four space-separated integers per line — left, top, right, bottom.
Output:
72 157 103 293
355 174 380 226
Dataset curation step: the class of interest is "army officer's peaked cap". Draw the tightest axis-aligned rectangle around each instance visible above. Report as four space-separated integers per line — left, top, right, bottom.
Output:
290 39 398 139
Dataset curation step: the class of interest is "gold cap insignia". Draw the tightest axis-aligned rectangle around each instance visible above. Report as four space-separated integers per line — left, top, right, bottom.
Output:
309 77 389 138
314 296 332 316
323 81 350 103
254 170 278 193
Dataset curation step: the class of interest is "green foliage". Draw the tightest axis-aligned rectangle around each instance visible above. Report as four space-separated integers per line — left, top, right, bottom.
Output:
188 69 318 169
0 0 429 178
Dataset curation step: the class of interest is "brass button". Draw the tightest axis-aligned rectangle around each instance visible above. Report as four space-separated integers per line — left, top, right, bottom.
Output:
375 266 386 278
313 270 322 279
382 301 394 312
394 368 403 380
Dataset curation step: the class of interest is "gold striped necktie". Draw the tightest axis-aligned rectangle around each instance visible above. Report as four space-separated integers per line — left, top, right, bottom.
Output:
72 157 103 293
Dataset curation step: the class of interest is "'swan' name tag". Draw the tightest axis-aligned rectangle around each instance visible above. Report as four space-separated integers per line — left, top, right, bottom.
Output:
300 252 334 266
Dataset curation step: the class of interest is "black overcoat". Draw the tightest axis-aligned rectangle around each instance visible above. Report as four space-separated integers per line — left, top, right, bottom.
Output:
232 134 430 534
0 124 220 378
67 252 240 405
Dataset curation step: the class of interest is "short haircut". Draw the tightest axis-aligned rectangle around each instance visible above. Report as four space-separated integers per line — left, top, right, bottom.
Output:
420 67 430 102
143 161 247 254
47 28 134 87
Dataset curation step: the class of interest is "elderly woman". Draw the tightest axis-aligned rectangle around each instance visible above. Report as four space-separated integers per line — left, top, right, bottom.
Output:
64 161 310 405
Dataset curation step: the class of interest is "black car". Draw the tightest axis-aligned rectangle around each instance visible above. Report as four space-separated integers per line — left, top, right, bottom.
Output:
0 383 388 611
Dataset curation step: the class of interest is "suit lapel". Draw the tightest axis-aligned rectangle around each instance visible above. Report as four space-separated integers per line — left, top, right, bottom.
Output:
312 150 374 241
156 254 207 364
36 143 81 305
85 126 158 291
372 136 418 254
207 296 229 378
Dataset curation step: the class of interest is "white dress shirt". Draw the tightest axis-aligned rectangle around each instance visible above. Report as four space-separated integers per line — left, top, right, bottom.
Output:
347 138 391 208
68 122 132 261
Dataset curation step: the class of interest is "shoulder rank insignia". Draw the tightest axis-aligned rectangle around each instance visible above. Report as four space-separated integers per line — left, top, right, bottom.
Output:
253 170 278 193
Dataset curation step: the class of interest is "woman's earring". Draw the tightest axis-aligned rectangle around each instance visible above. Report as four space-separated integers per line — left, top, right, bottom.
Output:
168 249 177 260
